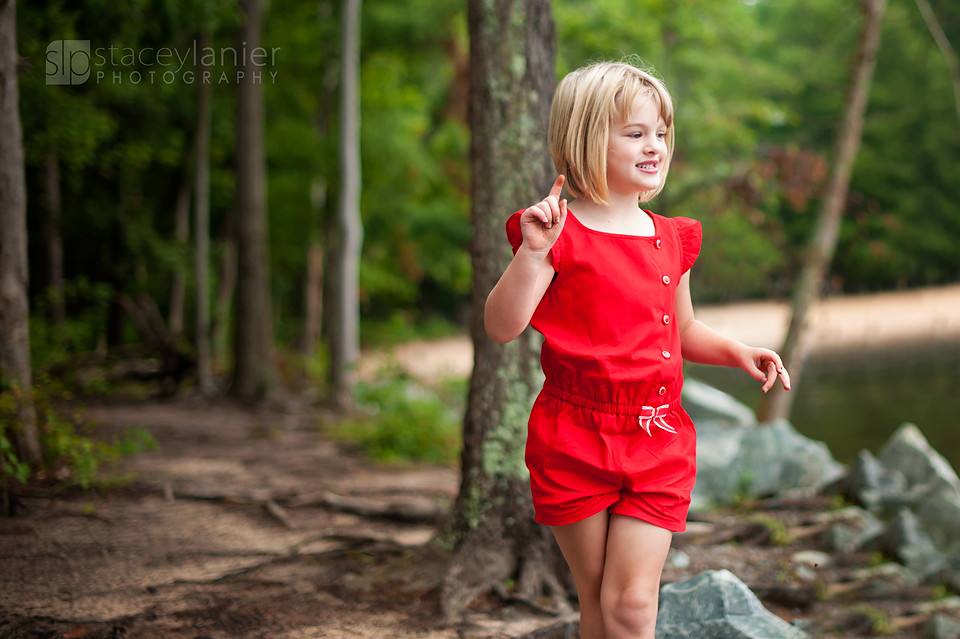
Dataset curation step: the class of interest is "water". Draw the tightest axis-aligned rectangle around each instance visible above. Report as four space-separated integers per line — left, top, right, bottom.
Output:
684 340 960 471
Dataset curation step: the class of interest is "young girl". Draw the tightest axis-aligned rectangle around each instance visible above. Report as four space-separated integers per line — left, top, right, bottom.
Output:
483 61 792 639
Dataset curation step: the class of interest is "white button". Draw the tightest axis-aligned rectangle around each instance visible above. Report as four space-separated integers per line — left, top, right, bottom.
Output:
662 350 671 359
662 275 670 285
663 314 670 325
658 386 666 396
656 239 662 249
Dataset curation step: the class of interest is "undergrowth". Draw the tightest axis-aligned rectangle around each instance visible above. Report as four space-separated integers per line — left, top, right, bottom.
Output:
331 363 464 465
0 375 158 515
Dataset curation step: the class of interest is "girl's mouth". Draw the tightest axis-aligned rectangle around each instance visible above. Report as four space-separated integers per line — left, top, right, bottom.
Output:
637 162 659 173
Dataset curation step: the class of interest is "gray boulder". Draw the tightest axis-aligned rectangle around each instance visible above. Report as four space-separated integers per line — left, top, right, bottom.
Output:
656 569 807 639
691 424 754 511
682 378 757 430
877 423 960 497
821 506 885 554
923 613 960 639
864 509 948 581
917 487 960 557
725 420 844 500
847 449 909 513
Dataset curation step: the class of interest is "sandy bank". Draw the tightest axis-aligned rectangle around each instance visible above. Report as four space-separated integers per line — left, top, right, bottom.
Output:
360 284 960 383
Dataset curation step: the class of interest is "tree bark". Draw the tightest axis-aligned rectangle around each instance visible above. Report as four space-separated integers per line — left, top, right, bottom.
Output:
168 169 190 335
0 0 40 464
302 242 323 357
756 0 887 422
212 209 237 367
43 151 64 327
194 30 214 396
231 0 276 401
913 0 960 135
441 0 565 622
331 0 363 409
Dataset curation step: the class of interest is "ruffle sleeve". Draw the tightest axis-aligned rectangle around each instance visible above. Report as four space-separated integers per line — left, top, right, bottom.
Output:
675 216 702 274
505 210 561 270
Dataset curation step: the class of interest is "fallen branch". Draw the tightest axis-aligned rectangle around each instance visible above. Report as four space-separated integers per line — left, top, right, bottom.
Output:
286 490 446 522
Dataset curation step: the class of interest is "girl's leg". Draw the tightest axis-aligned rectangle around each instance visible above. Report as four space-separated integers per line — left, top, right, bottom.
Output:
599 514 673 639
550 509 610 639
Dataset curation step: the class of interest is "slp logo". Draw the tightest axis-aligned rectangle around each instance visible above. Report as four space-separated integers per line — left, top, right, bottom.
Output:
46 40 90 85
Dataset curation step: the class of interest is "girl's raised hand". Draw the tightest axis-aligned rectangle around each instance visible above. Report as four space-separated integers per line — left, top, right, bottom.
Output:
520 175 568 254
738 347 792 393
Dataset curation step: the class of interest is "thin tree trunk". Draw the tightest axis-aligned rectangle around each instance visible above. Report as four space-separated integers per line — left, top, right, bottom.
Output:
212 210 237 367
194 30 214 396
442 0 565 622
332 0 363 409
302 242 324 357
43 152 64 327
914 0 960 134
0 0 40 464
231 0 276 401
168 171 190 334
756 0 887 422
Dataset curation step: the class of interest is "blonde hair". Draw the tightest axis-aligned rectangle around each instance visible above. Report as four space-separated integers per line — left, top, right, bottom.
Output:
549 60 675 204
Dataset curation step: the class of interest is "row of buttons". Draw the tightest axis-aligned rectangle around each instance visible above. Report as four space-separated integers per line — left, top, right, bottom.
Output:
657 237 668 397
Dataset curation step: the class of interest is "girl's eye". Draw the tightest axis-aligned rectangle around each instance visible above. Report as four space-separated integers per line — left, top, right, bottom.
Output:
657 132 666 139
630 132 642 139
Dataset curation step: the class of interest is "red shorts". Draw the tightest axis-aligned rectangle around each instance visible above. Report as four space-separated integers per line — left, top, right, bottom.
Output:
524 386 697 533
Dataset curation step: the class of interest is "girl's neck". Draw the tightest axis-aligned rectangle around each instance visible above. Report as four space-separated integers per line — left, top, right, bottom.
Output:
571 191 656 236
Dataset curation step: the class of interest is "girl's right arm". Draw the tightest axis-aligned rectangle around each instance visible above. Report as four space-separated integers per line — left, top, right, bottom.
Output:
484 176 568 344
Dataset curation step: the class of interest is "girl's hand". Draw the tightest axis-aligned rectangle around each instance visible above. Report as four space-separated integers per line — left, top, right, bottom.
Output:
520 175 568 254
738 346 792 393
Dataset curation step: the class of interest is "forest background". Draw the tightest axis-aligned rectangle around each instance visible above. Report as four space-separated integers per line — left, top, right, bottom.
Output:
13 0 960 391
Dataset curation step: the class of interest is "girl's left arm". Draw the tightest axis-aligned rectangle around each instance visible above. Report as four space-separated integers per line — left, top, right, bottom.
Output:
674 271 791 393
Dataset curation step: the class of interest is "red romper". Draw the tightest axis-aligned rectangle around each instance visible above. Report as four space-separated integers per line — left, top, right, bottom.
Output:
506 208 702 533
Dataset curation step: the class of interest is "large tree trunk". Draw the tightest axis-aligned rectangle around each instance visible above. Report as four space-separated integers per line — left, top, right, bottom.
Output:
231 0 276 401
441 0 567 622
302 242 323 357
331 0 363 409
43 151 64 327
168 169 190 335
757 0 887 422
0 0 40 464
913 0 960 134
194 30 214 396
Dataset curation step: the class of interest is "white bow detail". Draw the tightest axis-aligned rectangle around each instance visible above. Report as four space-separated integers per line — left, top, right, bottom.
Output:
639 404 676 436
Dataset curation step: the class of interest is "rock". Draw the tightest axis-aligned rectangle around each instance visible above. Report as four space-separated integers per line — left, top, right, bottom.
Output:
846 449 908 512
791 550 832 568
726 420 844 500
867 509 948 580
690 424 754 510
656 569 808 639
917 487 960 557
682 379 757 430
820 506 885 554
923 613 960 639
669 549 691 570
793 565 818 583
877 423 960 497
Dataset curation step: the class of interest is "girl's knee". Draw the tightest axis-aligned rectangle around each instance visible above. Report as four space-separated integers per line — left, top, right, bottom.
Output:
601 583 658 634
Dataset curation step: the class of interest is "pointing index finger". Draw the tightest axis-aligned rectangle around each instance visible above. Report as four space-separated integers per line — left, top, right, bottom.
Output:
548 175 565 200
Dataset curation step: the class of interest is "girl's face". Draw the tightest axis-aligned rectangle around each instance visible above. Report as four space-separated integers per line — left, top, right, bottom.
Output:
606 96 668 199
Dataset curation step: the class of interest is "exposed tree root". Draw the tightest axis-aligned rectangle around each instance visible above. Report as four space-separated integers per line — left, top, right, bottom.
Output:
511 615 580 639
285 489 446 522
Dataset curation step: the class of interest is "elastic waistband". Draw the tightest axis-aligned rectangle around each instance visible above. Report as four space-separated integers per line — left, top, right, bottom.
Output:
542 383 680 415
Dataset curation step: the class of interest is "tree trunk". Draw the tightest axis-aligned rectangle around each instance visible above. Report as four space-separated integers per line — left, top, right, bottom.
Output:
168 169 190 335
756 0 887 423
43 151 64 327
0 0 40 464
331 0 363 409
913 0 960 135
302 242 323 357
194 30 214 396
441 0 566 622
231 0 276 401
212 209 237 367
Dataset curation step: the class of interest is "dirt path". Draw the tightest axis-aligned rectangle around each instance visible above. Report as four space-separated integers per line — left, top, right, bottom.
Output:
360 284 960 384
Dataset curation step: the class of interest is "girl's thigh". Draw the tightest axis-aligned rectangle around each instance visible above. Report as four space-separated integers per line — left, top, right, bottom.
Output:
601 514 673 596
550 509 610 596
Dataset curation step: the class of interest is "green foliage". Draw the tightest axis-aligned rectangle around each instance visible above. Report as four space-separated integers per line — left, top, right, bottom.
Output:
0 378 158 498
332 365 463 465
